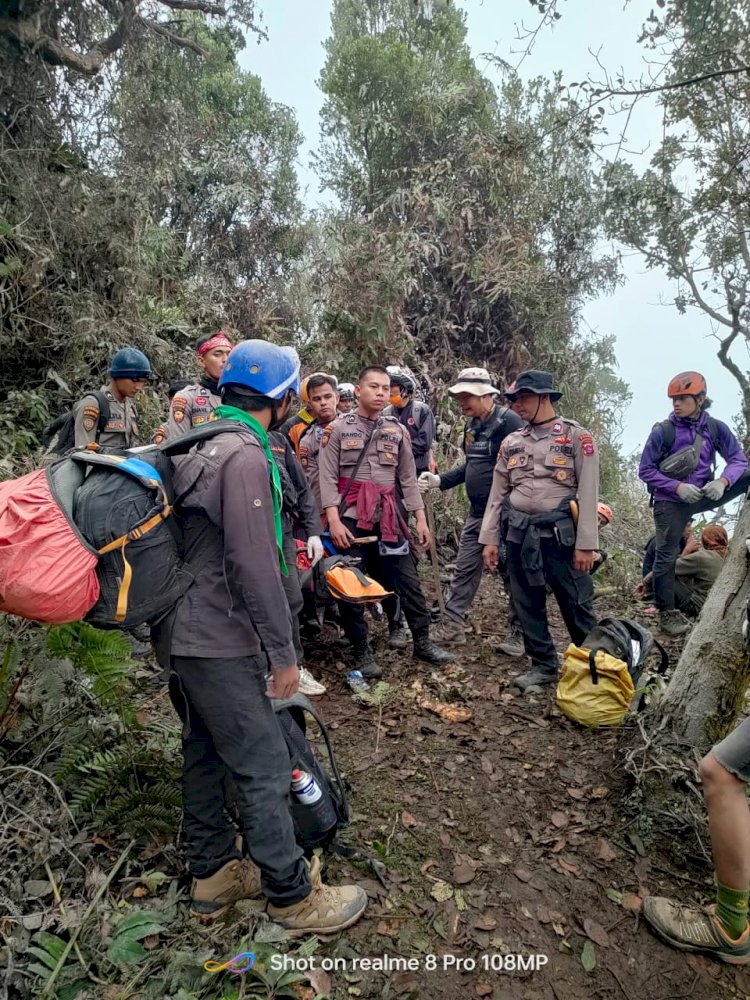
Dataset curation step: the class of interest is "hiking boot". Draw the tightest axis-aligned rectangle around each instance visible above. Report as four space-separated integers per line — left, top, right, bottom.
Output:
388 622 409 649
497 625 525 657
642 897 750 965
190 858 263 923
298 666 327 697
431 613 467 646
267 855 367 937
413 633 454 666
353 644 383 679
512 668 556 692
659 610 691 637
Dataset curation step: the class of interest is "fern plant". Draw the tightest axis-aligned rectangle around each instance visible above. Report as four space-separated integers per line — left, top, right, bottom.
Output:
46 621 133 709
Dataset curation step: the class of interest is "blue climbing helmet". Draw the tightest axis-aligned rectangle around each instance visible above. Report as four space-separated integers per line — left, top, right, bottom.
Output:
219 340 301 399
110 348 152 379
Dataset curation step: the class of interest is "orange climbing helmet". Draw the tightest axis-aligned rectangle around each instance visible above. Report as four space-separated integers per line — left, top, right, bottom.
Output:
667 372 706 398
597 502 613 525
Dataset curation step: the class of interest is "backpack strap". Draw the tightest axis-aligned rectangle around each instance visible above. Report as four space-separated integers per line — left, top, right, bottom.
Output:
160 418 250 456
272 695 349 822
337 420 382 517
90 390 111 443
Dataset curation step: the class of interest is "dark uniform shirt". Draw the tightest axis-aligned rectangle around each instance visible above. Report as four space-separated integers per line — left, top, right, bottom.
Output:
169 429 295 666
440 404 524 516
382 399 436 473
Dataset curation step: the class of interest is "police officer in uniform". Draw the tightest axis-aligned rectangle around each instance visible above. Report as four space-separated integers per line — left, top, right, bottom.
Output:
74 347 151 449
296 373 340 514
166 330 235 439
419 368 524 652
319 365 453 677
480 370 600 691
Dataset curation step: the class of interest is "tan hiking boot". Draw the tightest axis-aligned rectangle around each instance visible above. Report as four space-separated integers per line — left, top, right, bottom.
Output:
430 614 466 646
642 897 750 965
190 858 263 923
266 855 367 936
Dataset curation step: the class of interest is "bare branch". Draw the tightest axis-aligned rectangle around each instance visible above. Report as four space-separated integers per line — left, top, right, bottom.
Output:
0 3 137 75
594 64 750 99
158 0 226 13
677 252 736 331
139 17 209 57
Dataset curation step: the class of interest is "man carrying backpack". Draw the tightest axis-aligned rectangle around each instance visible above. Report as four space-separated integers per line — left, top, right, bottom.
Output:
42 347 152 457
164 339 367 932
638 372 749 636
643 717 750 964
383 365 436 474
480 370 600 692
418 367 525 652
166 330 234 439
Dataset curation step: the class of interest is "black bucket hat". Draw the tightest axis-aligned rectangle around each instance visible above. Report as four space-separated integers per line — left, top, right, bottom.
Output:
504 369 562 402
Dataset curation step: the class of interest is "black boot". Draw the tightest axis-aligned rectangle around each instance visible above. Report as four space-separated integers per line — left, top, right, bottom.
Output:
412 631 454 666
353 643 383 679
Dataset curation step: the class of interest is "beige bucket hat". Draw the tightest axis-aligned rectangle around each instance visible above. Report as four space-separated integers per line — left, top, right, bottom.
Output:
448 367 499 397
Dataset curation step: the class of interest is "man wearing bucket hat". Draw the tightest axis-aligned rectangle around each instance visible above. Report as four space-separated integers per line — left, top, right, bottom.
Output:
479 370 600 691
418 367 524 651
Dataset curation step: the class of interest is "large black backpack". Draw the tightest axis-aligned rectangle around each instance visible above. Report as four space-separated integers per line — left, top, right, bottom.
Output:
272 694 349 851
582 617 669 688
70 420 247 628
42 390 111 455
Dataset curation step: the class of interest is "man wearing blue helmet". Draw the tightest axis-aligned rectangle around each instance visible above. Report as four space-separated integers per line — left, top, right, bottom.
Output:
165 339 367 933
73 347 152 449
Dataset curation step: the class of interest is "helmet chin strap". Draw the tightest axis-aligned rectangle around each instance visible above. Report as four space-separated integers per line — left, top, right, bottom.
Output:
528 395 557 426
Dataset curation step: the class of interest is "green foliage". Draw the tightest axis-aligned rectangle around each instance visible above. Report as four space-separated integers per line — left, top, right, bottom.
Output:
602 0 750 437
106 909 168 966
0 11 305 459
46 622 133 708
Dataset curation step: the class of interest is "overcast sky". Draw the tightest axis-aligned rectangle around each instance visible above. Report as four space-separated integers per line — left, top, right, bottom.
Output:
238 1 745 455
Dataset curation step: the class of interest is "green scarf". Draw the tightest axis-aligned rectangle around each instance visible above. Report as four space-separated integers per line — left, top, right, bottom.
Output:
213 405 287 575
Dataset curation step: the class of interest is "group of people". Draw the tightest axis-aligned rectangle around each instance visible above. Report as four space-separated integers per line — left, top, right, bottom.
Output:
58 339 749 964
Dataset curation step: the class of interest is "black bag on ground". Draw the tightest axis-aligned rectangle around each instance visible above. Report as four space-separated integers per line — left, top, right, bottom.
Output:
581 617 669 687
272 694 349 851
42 390 111 455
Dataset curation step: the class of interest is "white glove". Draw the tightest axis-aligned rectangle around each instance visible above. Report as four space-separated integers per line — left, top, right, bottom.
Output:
702 479 726 502
306 536 325 566
676 483 703 504
418 472 441 493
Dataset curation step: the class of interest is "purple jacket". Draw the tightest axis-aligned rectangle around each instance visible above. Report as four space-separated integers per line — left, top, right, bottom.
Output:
639 411 748 502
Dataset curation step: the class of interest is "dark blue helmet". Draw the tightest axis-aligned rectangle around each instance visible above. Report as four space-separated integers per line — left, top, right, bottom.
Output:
110 348 152 379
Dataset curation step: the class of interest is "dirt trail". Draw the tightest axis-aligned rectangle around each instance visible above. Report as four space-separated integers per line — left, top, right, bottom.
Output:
301 583 749 1000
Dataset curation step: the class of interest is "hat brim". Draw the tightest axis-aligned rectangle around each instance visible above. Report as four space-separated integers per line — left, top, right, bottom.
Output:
448 382 499 397
504 388 562 402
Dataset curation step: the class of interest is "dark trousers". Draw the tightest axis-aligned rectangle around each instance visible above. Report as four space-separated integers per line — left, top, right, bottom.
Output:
337 518 430 649
169 653 310 907
506 536 597 673
282 531 304 663
652 472 750 610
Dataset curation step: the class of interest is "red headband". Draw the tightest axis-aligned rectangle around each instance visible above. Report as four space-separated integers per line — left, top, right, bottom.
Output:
198 332 234 357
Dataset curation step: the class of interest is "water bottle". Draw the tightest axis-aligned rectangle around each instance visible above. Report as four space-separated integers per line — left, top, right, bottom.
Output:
290 769 337 837
346 669 370 693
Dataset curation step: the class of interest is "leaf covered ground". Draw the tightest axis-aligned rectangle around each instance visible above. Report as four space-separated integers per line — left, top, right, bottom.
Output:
1 581 749 1000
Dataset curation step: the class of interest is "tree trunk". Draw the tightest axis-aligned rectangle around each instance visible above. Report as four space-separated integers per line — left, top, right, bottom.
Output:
659 496 750 750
